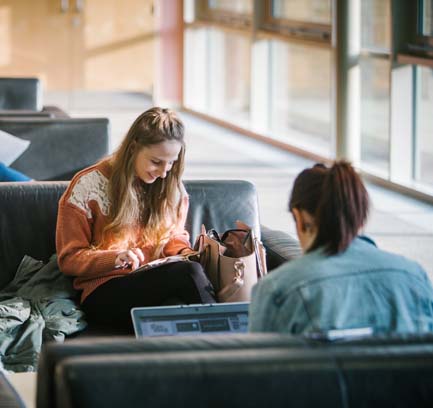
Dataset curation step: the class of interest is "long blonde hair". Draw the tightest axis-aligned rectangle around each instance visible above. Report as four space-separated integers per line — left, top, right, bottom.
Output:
101 107 186 259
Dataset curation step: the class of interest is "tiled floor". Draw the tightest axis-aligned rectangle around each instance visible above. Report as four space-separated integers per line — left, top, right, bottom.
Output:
48 91 433 281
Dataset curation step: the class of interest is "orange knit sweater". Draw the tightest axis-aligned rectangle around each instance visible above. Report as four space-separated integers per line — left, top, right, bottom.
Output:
56 159 191 303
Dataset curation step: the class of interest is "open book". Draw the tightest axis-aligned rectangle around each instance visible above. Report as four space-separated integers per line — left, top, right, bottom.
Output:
132 251 200 273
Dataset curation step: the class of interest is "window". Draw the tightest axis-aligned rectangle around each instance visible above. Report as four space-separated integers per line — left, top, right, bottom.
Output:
422 0 433 36
360 0 391 176
208 0 253 15
195 0 253 28
360 57 391 175
415 66 433 186
261 0 331 43
259 0 332 156
183 0 433 200
271 0 331 25
184 27 251 126
269 40 332 156
361 0 391 52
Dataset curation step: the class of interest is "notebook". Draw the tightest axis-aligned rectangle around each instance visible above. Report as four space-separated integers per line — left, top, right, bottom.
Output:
131 302 249 338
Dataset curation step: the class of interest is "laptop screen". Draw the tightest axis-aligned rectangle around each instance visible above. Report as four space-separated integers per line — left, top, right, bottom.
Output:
131 302 249 338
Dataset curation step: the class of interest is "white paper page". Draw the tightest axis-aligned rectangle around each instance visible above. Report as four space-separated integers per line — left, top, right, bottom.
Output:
0 130 31 165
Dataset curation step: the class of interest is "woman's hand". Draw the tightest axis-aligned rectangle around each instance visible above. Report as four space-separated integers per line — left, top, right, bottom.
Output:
115 248 145 270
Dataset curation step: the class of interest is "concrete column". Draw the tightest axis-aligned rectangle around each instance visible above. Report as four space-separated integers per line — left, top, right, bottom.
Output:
332 0 361 164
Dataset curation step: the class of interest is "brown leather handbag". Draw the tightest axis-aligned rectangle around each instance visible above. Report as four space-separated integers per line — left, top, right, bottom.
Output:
194 221 267 302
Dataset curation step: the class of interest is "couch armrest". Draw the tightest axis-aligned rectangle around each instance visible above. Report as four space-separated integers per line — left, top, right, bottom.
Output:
260 225 302 271
0 107 69 119
1 117 110 180
0 110 53 118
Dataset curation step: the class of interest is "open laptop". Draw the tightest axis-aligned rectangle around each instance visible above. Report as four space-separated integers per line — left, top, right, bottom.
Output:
131 302 249 338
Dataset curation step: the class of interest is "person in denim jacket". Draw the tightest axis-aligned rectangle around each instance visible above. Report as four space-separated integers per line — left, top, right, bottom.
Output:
249 161 433 335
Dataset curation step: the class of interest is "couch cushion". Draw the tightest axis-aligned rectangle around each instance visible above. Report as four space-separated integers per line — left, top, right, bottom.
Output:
185 180 260 243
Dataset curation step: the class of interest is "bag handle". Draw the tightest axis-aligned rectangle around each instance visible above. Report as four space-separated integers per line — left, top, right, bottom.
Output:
235 220 267 278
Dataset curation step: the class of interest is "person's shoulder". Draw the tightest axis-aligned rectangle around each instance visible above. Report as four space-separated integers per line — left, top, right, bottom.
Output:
352 237 428 279
60 159 112 215
259 251 321 291
373 243 426 275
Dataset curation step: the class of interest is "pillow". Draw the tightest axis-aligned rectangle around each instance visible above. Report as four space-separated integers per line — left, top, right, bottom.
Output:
0 129 30 166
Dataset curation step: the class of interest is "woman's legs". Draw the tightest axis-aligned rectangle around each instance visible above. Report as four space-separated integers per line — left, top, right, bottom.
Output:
81 261 215 333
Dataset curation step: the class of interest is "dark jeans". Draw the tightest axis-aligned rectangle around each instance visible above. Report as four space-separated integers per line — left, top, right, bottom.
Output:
81 261 215 334
0 162 31 181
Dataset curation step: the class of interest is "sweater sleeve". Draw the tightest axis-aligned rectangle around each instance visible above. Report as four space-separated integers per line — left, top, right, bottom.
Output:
163 194 191 256
56 198 122 279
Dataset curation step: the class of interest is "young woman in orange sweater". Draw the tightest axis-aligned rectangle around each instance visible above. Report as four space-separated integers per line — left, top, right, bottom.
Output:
56 107 215 333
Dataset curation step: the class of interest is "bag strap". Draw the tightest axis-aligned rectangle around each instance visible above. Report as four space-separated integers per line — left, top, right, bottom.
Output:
249 228 267 278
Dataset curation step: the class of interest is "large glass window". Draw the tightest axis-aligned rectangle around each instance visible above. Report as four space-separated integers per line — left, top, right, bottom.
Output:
209 30 251 124
423 0 433 36
360 0 391 176
416 66 433 186
360 57 391 175
269 40 332 156
361 0 391 51
208 0 253 15
183 0 433 200
184 28 208 110
271 0 331 24
184 28 251 126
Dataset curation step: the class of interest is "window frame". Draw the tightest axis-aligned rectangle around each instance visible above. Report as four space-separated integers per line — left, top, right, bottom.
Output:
194 0 253 30
259 0 332 44
413 0 433 54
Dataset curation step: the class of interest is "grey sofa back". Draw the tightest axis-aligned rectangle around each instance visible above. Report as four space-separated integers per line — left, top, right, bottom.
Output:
38 333 433 408
0 77 42 110
0 180 260 291
0 117 109 180
37 333 303 408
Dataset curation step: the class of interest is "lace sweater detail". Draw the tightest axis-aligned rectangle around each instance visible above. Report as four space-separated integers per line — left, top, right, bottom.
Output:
67 170 110 218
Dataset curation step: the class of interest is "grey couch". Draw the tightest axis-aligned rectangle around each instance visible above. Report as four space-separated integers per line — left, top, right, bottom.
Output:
0 77 42 111
0 179 298 293
0 117 110 180
0 77 69 118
